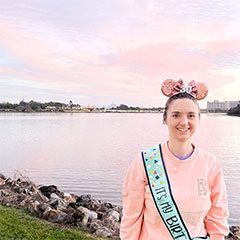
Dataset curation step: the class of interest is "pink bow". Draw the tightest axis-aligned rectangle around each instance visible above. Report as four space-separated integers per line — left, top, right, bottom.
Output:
172 79 198 98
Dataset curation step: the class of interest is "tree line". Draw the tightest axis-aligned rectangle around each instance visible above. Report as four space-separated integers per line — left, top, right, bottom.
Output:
0 101 163 112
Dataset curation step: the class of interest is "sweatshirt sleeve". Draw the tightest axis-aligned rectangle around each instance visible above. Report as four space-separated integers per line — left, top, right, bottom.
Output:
204 159 229 240
120 153 147 240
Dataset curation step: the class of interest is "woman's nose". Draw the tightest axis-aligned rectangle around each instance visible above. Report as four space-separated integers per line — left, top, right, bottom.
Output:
179 116 188 125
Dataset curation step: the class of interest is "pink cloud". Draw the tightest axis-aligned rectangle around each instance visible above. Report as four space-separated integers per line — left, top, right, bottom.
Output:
0 16 239 106
104 42 212 75
203 40 240 55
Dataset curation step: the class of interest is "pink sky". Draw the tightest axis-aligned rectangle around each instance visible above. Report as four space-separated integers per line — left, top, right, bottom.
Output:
0 0 240 108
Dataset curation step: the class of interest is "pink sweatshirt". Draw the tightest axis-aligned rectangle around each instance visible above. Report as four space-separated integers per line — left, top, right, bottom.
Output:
120 142 229 240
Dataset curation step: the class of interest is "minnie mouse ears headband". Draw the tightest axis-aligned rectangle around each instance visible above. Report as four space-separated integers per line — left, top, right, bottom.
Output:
161 79 208 100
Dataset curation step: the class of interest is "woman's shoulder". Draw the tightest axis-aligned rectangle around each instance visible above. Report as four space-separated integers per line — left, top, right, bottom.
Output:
197 147 216 159
197 147 221 167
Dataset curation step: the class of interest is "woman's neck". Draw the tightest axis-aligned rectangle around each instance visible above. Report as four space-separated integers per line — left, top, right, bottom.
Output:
167 139 194 158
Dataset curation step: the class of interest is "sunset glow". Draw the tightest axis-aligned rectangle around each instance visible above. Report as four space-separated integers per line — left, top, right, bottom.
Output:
0 0 240 108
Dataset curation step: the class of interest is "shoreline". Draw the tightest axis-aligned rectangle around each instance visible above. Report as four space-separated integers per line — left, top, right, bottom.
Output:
0 110 222 114
0 173 120 239
0 173 239 239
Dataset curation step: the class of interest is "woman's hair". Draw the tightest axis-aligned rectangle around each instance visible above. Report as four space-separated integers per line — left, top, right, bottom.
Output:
163 92 200 123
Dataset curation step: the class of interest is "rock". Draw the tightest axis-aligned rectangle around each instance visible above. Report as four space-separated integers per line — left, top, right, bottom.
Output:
103 202 116 209
29 191 49 203
113 206 122 214
49 193 67 210
25 200 50 216
75 194 91 206
0 174 6 185
94 226 113 238
63 192 76 204
87 198 102 211
43 208 72 224
96 210 104 220
39 185 62 199
29 200 41 213
88 220 101 233
0 173 6 180
107 210 120 222
228 226 240 239
38 202 51 215
74 206 98 227
74 194 101 211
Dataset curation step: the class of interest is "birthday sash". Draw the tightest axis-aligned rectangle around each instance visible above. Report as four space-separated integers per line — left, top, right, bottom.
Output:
142 144 209 240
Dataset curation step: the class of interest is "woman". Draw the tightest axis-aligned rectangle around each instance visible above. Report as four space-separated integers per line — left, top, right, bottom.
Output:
120 79 229 240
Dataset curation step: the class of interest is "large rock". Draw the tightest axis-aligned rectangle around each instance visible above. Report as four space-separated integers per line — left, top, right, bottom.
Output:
73 194 102 211
39 185 62 199
0 174 6 185
49 193 67 210
43 207 72 224
73 206 98 227
63 192 76 204
228 226 240 239
107 210 120 222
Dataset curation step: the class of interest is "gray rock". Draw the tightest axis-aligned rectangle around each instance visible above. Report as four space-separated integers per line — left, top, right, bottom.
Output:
75 206 98 227
49 193 67 210
63 192 76 204
88 219 101 232
107 210 120 222
39 185 62 199
94 226 113 238
0 174 6 185
228 226 240 239
43 208 71 224
0 173 6 180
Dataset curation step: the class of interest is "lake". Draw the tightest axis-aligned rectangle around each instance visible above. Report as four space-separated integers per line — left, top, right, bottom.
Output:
0 112 239 225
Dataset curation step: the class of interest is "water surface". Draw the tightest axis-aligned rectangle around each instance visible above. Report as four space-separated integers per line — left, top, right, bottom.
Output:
0 112 239 225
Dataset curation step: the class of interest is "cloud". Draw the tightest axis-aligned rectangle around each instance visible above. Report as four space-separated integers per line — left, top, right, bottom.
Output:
0 1 240 106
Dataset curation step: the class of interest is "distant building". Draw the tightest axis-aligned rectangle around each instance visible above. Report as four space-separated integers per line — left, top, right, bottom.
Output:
72 105 81 110
82 105 95 111
207 100 239 112
45 106 57 111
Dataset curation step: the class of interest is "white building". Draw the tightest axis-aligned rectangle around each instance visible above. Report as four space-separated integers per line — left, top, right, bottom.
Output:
45 106 57 111
207 100 239 112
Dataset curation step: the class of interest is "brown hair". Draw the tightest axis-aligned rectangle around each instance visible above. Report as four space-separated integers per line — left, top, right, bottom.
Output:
163 92 200 123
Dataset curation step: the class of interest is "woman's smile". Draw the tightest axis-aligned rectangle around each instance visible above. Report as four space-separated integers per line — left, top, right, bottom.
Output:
177 127 190 133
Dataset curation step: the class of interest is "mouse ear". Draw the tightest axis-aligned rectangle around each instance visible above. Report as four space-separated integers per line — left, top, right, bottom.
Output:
195 82 208 100
161 79 176 97
187 80 208 100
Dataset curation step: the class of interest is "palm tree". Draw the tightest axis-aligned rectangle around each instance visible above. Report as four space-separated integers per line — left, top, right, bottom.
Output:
69 100 73 111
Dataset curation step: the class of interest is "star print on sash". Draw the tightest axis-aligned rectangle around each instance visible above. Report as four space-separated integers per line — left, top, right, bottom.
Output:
143 146 165 188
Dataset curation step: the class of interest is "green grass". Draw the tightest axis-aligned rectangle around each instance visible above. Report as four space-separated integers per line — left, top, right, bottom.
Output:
0 204 106 240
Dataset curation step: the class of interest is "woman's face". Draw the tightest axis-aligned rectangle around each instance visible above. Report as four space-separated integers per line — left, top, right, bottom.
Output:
165 98 200 142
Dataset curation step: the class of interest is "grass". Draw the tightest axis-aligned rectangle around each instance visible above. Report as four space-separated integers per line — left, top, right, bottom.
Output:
0 204 106 240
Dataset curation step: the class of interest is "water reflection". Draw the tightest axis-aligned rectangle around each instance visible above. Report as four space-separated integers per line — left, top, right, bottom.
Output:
0 112 239 225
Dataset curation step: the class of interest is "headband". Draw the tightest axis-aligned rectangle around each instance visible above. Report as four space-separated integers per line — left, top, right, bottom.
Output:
161 79 208 100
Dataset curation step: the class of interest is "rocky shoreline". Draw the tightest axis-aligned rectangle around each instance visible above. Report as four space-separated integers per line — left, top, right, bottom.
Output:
0 173 239 239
